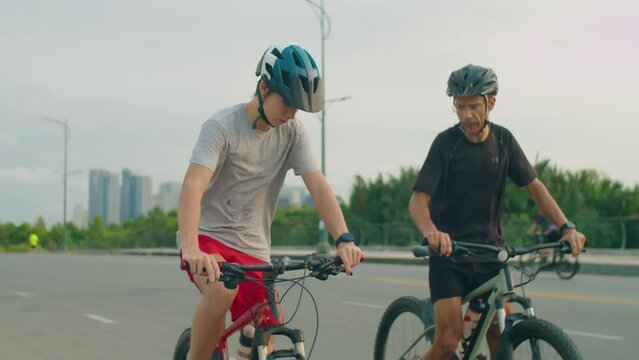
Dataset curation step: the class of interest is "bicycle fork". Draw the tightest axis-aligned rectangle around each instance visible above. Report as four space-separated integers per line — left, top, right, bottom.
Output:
253 326 307 360
494 294 535 360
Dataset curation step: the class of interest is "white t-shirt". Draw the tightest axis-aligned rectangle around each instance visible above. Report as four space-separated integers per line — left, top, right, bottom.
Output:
189 104 319 260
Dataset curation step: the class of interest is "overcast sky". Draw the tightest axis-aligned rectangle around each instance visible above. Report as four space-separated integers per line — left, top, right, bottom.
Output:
1 0 638 225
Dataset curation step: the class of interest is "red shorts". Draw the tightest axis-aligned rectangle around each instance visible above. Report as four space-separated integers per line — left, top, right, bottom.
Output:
181 234 283 327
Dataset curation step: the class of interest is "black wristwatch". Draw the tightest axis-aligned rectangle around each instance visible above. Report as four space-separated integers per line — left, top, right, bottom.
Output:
560 220 576 233
335 232 355 248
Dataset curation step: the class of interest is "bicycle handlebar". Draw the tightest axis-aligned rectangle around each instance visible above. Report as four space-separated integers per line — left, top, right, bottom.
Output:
181 255 355 289
412 240 575 262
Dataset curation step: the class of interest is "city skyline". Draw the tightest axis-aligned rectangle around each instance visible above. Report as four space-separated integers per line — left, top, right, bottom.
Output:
68 168 308 228
86 167 179 227
2 0 638 225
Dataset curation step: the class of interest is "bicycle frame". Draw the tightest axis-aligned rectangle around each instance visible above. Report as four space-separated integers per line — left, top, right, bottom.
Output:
177 256 346 360
215 275 307 360
402 265 532 360
215 297 272 359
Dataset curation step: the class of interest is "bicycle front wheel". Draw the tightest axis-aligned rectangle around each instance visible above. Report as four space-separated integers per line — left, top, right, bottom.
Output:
374 296 439 360
173 328 224 360
497 318 583 360
554 252 580 280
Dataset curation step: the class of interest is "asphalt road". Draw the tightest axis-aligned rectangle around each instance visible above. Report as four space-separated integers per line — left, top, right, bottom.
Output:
1 253 637 359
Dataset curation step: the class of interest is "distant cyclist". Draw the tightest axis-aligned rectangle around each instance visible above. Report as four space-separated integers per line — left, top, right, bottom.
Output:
527 211 562 258
409 64 586 359
177 43 362 360
28 233 39 252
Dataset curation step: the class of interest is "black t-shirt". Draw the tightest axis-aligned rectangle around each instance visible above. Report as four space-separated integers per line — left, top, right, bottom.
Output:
414 123 536 246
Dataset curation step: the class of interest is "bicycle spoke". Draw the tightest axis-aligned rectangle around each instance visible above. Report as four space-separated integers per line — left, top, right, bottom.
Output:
388 313 426 359
528 338 541 360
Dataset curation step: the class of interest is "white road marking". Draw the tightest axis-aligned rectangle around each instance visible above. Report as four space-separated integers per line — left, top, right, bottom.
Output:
342 300 385 309
85 314 118 324
564 329 624 341
15 291 35 297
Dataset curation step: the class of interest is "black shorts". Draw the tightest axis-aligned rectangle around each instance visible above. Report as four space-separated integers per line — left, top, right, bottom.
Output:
543 229 562 243
428 254 501 303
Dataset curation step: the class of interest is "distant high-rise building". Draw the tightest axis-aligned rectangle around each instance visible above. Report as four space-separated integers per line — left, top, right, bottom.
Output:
72 204 88 229
120 168 152 222
88 169 120 225
277 185 312 208
155 181 181 213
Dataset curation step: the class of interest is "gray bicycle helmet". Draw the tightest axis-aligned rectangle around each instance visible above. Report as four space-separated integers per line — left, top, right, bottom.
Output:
446 64 498 97
256 43 323 113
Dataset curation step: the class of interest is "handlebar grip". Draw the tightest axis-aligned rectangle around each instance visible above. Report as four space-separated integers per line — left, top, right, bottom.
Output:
558 240 573 254
181 260 219 272
412 246 429 258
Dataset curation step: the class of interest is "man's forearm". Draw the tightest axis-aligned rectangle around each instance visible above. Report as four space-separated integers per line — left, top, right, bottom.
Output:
409 192 438 236
177 184 204 249
527 180 568 227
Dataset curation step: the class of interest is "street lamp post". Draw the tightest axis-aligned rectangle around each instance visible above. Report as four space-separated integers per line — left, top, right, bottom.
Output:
305 0 353 253
42 116 70 251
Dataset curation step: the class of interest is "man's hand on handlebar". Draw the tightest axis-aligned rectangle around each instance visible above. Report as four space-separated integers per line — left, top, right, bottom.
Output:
181 247 221 284
335 242 362 276
560 229 587 257
424 230 453 257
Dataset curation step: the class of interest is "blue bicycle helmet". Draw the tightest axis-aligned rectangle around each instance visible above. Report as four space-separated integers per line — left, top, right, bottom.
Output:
446 64 498 97
255 43 323 113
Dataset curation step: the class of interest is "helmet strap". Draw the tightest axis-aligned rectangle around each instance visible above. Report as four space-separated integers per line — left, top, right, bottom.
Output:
477 94 491 134
254 83 274 130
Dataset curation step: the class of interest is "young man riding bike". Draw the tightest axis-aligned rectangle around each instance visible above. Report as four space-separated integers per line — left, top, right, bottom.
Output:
408 64 586 359
178 43 362 360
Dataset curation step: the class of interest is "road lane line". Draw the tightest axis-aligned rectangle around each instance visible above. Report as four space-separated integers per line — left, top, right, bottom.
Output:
85 314 118 324
564 330 624 341
15 291 35 297
524 290 639 306
354 276 639 306
342 300 385 309
354 276 427 287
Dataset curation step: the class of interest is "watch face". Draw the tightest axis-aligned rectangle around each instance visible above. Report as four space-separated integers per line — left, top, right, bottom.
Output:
340 233 355 241
562 221 576 230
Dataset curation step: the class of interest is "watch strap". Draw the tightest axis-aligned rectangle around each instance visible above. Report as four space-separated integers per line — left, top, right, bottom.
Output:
335 233 355 248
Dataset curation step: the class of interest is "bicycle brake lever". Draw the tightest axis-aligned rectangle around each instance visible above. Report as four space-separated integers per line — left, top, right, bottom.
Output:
454 246 471 256
558 240 572 254
218 263 245 289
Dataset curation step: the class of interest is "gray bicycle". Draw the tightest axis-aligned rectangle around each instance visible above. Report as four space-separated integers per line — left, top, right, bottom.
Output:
374 241 583 360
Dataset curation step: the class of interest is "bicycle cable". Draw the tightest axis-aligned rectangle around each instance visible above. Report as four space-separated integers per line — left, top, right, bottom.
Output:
447 248 540 312
234 256 332 360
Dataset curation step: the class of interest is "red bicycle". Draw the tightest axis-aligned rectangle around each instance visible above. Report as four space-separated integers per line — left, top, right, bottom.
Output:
174 254 346 360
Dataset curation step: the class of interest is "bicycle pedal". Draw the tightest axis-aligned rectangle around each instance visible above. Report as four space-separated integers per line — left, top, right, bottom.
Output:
475 353 488 360
268 348 304 359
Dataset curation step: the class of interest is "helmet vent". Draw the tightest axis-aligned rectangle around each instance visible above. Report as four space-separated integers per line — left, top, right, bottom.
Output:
281 70 291 87
265 63 273 76
271 48 284 60
313 78 319 93
292 52 304 67
300 75 309 93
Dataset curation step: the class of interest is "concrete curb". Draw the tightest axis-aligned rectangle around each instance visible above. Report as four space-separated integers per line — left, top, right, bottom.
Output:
116 247 639 277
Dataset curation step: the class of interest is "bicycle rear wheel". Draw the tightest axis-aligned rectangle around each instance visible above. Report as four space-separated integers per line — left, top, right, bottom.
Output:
554 252 580 280
173 328 223 360
374 296 444 360
497 318 583 360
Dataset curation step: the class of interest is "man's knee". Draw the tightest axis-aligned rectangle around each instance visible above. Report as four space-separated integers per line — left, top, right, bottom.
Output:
433 323 462 357
433 338 460 358
198 281 237 313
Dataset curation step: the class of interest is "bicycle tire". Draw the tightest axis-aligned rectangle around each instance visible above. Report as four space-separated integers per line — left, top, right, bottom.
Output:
173 328 223 360
518 250 543 276
374 296 455 360
496 318 583 360
553 252 580 280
